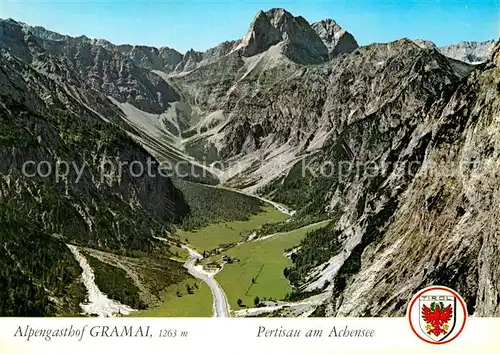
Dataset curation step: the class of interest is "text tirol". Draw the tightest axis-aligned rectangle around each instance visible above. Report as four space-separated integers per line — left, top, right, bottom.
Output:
257 325 375 338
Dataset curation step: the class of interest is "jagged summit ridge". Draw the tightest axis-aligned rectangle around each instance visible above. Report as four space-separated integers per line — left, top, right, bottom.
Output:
237 8 356 63
0 10 394 71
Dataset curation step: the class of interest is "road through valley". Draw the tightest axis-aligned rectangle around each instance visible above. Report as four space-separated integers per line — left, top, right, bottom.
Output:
182 245 231 317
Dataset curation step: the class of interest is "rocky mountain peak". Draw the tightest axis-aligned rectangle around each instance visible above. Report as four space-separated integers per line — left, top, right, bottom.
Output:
239 10 282 57
311 18 359 58
263 8 311 32
239 8 348 64
311 19 342 38
264 8 294 26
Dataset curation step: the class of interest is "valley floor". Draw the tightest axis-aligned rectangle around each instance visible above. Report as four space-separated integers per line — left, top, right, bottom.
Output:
175 206 288 252
212 220 330 310
66 198 329 318
136 210 329 317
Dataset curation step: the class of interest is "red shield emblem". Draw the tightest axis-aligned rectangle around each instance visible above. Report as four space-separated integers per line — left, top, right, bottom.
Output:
419 294 456 342
408 286 467 344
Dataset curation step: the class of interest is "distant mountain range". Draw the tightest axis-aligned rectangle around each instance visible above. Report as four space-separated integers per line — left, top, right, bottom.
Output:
0 8 499 317
18 10 495 72
413 38 496 64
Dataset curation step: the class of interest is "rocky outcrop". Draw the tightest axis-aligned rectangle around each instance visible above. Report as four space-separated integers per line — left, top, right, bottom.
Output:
20 21 185 72
239 10 285 57
169 8 354 71
311 19 359 58
192 40 471 185
322 41 500 317
19 21 72 41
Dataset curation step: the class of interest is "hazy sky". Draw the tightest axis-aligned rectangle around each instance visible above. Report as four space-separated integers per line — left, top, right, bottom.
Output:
1 0 498 52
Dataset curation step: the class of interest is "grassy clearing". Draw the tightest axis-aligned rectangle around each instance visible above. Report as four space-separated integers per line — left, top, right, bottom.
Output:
130 279 212 317
169 244 190 262
176 206 288 252
213 220 330 310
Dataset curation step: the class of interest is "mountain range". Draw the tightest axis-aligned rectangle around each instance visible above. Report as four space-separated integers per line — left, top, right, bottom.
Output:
413 38 496 64
0 8 499 317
